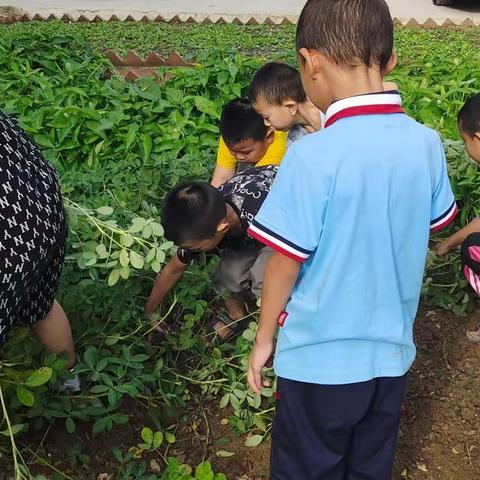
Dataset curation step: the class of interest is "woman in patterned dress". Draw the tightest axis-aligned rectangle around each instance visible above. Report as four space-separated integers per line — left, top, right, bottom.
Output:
0 111 76 369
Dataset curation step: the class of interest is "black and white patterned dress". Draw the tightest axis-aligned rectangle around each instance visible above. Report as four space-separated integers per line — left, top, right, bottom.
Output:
0 111 67 347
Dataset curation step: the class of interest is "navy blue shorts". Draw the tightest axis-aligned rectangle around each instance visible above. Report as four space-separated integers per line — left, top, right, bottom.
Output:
270 375 407 480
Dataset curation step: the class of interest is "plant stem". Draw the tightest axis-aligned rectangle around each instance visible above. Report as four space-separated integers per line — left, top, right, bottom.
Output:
0 384 23 479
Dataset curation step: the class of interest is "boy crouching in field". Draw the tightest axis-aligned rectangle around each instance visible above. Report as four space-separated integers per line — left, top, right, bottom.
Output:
144 165 277 342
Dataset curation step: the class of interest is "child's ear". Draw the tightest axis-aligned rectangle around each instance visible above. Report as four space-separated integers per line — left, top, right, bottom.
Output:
217 219 230 235
298 48 322 79
265 128 275 145
283 99 298 117
382 51 398 77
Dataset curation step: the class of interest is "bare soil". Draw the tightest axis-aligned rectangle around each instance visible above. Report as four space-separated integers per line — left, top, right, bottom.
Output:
1 306 479 479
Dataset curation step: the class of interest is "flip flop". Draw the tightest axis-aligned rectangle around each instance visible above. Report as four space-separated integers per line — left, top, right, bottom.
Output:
207 312 245 345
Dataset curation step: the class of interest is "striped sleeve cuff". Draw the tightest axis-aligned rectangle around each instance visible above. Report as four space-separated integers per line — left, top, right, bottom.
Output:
430 201 458 232
248 221 312 263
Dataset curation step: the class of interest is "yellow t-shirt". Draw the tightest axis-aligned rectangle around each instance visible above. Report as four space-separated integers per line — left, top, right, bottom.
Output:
216 130 288 169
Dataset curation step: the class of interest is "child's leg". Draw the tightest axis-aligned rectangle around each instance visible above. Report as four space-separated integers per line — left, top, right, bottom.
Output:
249 246 274 299
460 233 480 343
31 301 76 369
224 294 247 320
213 248 256 339
269 376 406 480
461 232 480 295
347 376 407 479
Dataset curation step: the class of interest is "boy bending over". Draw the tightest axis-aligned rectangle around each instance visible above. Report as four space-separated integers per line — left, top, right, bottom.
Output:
249 62 398 147
145 165 277 341
437 94 480 344
247 1 457 478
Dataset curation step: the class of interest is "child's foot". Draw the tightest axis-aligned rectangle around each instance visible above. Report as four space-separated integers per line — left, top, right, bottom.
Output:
466 329 480 345
208 312 244 344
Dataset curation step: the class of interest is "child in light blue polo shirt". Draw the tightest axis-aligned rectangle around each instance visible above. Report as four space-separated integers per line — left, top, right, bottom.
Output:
246 1 457 479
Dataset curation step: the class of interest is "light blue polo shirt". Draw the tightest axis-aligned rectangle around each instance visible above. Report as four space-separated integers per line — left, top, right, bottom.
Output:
248 92 457 385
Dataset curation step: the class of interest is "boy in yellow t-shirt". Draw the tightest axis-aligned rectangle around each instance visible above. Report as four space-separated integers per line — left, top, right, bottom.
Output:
211 98 287 187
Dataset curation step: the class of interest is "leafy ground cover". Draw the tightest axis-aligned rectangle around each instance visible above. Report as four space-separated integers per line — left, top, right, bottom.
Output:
0 20 479 62
0 22 479 479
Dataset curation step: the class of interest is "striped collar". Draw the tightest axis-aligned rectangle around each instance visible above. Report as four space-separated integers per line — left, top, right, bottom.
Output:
324 91 404 128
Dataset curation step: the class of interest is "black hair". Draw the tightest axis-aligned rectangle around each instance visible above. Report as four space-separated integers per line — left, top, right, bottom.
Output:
162 182 226 245
458 94 480 137
249 62 307 105
296 0 393 71
220 98 268 146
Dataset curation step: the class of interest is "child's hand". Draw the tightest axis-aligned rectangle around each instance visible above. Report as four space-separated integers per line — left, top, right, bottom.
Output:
436 241 452 256
248 340 274 395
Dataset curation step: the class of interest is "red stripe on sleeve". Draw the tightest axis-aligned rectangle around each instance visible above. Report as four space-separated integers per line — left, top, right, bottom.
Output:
247 226 307 263
430 204 458 232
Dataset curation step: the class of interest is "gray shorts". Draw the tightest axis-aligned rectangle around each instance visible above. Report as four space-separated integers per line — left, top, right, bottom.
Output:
215 246 273 298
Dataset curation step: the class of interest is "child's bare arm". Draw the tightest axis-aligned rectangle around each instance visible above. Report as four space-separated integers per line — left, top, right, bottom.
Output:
144 254 188 318
248 252 301 394
437 217 480 256
211 165 236 188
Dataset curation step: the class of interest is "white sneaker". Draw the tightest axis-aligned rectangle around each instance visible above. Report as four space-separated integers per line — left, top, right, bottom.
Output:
59 372 81 393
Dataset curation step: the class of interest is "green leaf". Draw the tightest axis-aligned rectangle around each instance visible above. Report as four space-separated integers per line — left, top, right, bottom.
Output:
108 268 120 286
142 134 152 162
141 427 154 445
0 423 25 437
90 385 109 394
112 447 123 462
142 225 152 239
125 123 139 150
108 388 120 407
129 251 144 269
145 247 156 263
96 243 108 259
194 97 220 119
165 431 176 444
111 413 129 424
121 234 134 247
156 249 166 264
96 206 113 216
92 417 109 435
153 431 163 448
215 450 235 458
17 386 34 407
150 222 164 236
84 346 97 368
119 266 130 279
119 249 129 267
219 393 230 409
195 461 214 479
128 217 147 234
24 367 53 387
65 417 76 434
244 434 263 447
151 261 161 273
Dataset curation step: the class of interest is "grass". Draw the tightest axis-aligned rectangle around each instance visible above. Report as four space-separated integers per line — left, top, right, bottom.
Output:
0 21 480 62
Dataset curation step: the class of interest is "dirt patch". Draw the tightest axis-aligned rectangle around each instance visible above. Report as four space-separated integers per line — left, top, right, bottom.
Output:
2 306 479 479
393 306 480 480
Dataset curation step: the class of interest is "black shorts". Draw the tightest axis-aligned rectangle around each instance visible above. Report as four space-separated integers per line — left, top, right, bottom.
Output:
0 235 66 347
270 375 407 480
0 110 67 347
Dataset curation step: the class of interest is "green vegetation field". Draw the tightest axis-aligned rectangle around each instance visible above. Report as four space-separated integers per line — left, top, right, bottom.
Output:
0 21 479 479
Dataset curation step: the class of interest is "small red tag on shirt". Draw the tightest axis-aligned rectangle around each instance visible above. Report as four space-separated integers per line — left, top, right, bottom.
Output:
278 311 288 327
273 391 281 400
